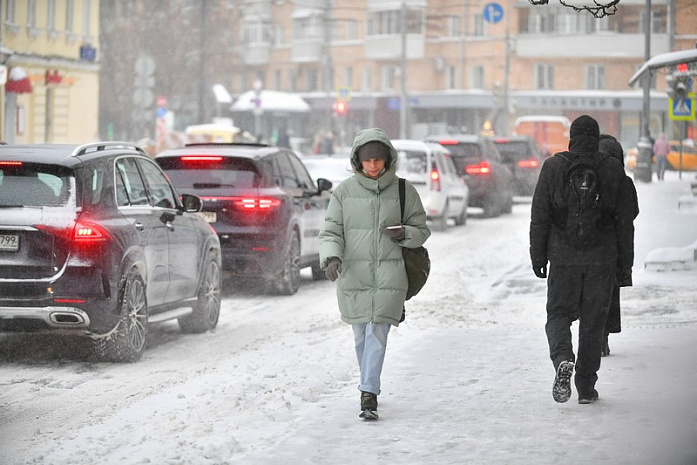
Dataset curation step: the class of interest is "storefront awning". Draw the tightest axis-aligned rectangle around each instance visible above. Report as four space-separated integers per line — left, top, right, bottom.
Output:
6 66 32 94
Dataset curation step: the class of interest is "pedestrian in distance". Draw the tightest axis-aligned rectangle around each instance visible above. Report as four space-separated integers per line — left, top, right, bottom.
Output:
598 134 640 357
652 132 671 181
530 115 631 405
319 127 431 420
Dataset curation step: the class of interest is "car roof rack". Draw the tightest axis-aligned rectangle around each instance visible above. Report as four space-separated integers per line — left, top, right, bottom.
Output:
71 141 146 157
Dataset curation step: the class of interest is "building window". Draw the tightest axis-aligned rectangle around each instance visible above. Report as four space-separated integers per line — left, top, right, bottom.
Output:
367 9 422 36
346 19 357 40
82 0 93 42
289 69 297 92
293 13 323 40
363 67 372 91
585 65 605 90
274 24 285 46
535 64 554 90
448 15 461 37
27 0 39 37
529 10 557 33
471 66 485 89
244 18 268 44
381 65 398 91
472 14 488 36
306 68 318 92
273 69 282 90
557 12 578 34
345 67 353 89
47 0 57 37
446 65 456 90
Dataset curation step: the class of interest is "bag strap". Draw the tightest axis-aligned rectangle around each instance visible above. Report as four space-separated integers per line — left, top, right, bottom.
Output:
398 177 405 222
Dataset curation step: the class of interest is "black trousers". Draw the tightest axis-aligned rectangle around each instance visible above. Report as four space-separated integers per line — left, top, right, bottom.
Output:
605 287 622 334
545 262 615 395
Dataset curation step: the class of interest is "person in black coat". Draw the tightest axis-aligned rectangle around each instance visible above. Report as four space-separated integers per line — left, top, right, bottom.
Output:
598 134 640 356
530 115 631 404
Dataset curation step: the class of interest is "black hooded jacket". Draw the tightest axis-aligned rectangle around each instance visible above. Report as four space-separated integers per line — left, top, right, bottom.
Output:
529 125 630 268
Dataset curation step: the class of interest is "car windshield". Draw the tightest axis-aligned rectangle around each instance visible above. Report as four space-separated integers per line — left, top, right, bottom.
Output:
159 157 265 191
494 141 530 163
0 164 71 207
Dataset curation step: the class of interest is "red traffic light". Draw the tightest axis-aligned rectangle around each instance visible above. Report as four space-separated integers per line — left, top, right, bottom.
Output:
333 100 347 116
677 63 688 73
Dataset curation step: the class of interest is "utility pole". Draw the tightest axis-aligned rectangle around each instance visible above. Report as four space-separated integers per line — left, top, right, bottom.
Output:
399 0 408 139
636 0 653 183
323 0 335 132
198 1 207 124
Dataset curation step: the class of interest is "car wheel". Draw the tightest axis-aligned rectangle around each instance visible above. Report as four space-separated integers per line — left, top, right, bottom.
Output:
179 250 221 334
482 195 501 218
95 268 148 363
454 204 468 226
274 233 301 295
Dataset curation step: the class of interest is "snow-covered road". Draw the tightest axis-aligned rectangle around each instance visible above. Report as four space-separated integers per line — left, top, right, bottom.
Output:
1 172 696 465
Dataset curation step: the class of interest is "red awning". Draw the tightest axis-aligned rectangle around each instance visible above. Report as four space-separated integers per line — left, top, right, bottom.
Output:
6 66 33 94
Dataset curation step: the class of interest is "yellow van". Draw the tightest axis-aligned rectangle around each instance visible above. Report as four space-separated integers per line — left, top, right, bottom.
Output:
184 124 254 143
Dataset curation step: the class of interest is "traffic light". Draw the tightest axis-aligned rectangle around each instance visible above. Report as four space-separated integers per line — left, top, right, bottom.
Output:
333 99 348 116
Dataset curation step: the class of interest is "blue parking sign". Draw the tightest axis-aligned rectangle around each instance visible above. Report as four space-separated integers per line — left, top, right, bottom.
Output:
483 3 504 24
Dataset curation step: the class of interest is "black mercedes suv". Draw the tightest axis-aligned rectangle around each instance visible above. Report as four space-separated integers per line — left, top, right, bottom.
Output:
0 142 221 362
155 143 333 295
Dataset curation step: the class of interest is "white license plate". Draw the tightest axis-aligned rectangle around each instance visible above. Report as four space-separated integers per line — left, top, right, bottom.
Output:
198 211 217 223
0 234 20 251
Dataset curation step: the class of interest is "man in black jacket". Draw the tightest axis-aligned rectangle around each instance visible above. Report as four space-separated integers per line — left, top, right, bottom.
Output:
530 115 632 404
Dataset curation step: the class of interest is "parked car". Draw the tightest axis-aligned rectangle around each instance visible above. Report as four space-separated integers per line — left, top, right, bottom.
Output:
626 140 697 172
155 143 332 295
300 154 353 188
0 142 222 362
392 139 469 229
489 135 544 196
425 134 513 217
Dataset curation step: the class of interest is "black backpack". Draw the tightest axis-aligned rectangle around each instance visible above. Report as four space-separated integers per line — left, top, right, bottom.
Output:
556 152 610 249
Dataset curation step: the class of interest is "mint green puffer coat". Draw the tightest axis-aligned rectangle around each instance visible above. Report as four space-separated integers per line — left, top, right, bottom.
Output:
319 128 431 326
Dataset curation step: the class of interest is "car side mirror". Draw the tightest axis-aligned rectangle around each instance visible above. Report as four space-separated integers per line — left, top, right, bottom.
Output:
181 193 203 212
316 178 333 193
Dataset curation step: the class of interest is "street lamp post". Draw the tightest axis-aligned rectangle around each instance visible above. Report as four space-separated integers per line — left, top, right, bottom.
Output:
635 0 653 183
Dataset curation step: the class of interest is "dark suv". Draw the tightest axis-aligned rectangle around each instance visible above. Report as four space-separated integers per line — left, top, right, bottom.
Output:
0 142 222 362
155 143 332 295
490 136 544 196
425 134 513 217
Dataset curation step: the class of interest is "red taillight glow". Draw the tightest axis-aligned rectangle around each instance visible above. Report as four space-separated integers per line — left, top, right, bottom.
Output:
430 167 441 192
465 161 491 175
518 158 540 169
232 197 282 211
180 156 224 162
73 221 107 241
0 160 23 166
53 298 87 303
437 139 458 146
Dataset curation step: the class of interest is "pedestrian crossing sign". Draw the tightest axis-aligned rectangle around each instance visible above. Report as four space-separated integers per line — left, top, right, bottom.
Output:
669 93 695 121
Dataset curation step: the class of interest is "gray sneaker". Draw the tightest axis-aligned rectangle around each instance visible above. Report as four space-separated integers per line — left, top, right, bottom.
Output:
552 361 574 403
359 391 378 419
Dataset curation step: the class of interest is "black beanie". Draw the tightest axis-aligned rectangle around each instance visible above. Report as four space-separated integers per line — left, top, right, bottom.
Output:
570 115 600 139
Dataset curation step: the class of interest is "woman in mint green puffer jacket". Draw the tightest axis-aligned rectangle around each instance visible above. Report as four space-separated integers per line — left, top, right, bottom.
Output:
319 127 430 419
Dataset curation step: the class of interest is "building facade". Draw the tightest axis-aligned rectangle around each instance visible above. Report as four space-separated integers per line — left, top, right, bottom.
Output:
99 0 696 150
1 0 100 144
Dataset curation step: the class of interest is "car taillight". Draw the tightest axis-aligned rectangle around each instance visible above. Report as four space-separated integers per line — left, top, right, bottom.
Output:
0 160 23 166
232 197 282 212
430 164 441 192
518 158 540 169
437 139 458 146
73 221 108 241
465 161 491 175
180 155 223 162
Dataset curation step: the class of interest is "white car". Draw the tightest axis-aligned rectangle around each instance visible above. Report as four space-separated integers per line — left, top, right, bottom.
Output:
392 139 469 230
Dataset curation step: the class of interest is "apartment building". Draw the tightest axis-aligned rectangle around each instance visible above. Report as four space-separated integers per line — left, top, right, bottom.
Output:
99 0 695 149
1 0 100 144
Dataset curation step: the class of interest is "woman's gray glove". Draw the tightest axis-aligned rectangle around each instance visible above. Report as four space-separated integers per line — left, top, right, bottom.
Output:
325 257 342 282
383 224 405 241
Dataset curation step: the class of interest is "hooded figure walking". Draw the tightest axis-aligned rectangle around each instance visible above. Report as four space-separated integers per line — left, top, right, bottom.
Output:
319 128 431 420
530 115 631 404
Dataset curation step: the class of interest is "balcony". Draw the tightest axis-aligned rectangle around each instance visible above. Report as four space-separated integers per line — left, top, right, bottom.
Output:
243 42 271 66
515 33 670 58
364 34 425 61
291 39 323 63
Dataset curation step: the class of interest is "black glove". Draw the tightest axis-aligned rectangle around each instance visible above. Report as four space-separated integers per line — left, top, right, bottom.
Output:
532 260 547 279
616 267 632 286
383 224 405 241
325 258 342 282
399 305 406 323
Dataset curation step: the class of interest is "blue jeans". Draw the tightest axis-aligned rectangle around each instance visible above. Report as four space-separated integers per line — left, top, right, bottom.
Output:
352 322 391 395
656 156 668 180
